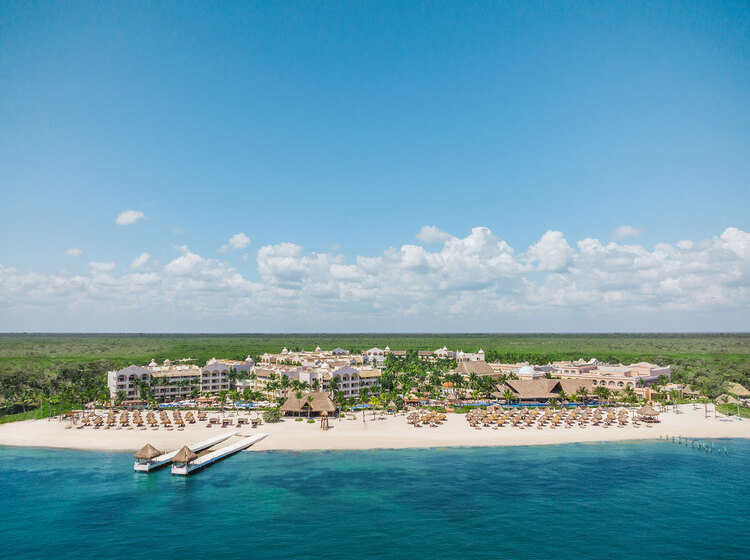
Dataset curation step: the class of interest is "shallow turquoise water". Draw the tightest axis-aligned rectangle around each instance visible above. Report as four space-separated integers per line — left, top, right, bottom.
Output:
1 439 748 559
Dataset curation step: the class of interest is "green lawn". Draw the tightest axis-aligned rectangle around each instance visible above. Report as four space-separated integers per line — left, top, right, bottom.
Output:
715 403 750 419
0 402 80 424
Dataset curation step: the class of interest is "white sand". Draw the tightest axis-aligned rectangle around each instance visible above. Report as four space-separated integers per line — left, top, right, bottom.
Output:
1 405 748 453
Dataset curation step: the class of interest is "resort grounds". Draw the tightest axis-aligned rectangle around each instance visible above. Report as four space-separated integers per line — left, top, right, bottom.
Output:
0 404 748 453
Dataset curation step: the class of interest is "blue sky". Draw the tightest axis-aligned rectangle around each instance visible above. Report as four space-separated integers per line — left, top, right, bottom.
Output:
0 1 748 332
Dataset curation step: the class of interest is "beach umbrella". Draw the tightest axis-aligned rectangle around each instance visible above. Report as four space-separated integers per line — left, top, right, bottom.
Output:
637 405 659 416
172 446 198 464
134 443 162 460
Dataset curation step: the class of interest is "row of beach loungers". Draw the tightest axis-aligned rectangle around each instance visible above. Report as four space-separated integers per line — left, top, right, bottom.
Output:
70 410 262 431
464 405 645 430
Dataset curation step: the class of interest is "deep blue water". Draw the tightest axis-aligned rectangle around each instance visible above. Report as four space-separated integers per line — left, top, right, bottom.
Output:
1 440 748 559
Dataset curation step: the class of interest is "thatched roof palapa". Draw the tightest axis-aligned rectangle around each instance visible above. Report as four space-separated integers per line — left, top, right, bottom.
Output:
715 394 740 405
452 361 495 375
134 443 162 460
172 446 198 464
637 405 659 416
280 392 336 414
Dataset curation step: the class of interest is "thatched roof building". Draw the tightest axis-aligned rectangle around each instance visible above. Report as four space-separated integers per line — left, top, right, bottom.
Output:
637 405 659 417
727 382 750 398
134 443 162 460
715 394 740 405
492 379 597 402
172 446 198 464
280 392 336 415
452 361 495 375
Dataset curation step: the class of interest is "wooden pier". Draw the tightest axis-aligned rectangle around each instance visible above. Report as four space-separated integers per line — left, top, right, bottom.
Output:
133 432 238 473
171 433 269 476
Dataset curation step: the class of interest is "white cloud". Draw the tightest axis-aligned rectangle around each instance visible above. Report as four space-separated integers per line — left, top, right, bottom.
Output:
87 261 116 274
1 227 749 331
612 225 643 239
130 252 151 269
219 232 251 252
527 230 572 271
63 247 82 257
416 225 452 244
115 210 145 226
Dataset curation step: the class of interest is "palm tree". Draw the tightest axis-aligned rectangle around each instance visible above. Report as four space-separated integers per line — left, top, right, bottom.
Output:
334 390 345 419
503 388 515 409
548 397 558 410
306 395 313 418
558 389 568 408
329 375 340 394
279 376 291 398
576 386 589 405
359 387 371 423
468 373 479 393
594 386 609 404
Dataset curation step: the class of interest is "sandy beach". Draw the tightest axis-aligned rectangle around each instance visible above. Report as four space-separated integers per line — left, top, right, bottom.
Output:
0 404 748 453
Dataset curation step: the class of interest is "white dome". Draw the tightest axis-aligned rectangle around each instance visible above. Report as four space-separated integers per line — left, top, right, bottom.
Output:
518 365 536 376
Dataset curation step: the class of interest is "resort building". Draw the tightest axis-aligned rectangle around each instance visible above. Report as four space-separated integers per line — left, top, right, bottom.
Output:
516 365 544 380
456 349 485 363
433 346 455 359
363 348 389 365
329 366 361 398
200 357 254 393
108 356 257 402
552 360 670 389
150 364 201 401
358 368 381 394
107 365 150 400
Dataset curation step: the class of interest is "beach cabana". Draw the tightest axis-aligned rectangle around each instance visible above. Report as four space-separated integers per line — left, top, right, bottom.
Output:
637 405 660 422
134 443 162 462
172 445 198 465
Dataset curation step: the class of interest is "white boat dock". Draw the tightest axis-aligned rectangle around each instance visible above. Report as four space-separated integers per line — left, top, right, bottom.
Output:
171 433 269 476
134 432 238 473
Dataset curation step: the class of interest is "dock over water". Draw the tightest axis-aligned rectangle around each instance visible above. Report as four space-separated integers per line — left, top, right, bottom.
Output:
134 432 238 473
171 433 269 476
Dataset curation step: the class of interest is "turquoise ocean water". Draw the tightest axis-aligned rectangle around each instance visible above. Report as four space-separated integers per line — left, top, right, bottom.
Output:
1 439 748 559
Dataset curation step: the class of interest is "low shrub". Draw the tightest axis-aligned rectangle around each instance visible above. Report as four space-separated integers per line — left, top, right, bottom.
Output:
262 408 283 423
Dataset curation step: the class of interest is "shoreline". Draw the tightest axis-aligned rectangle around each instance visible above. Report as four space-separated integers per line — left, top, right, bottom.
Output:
1 405 748 453
2 436 749 455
